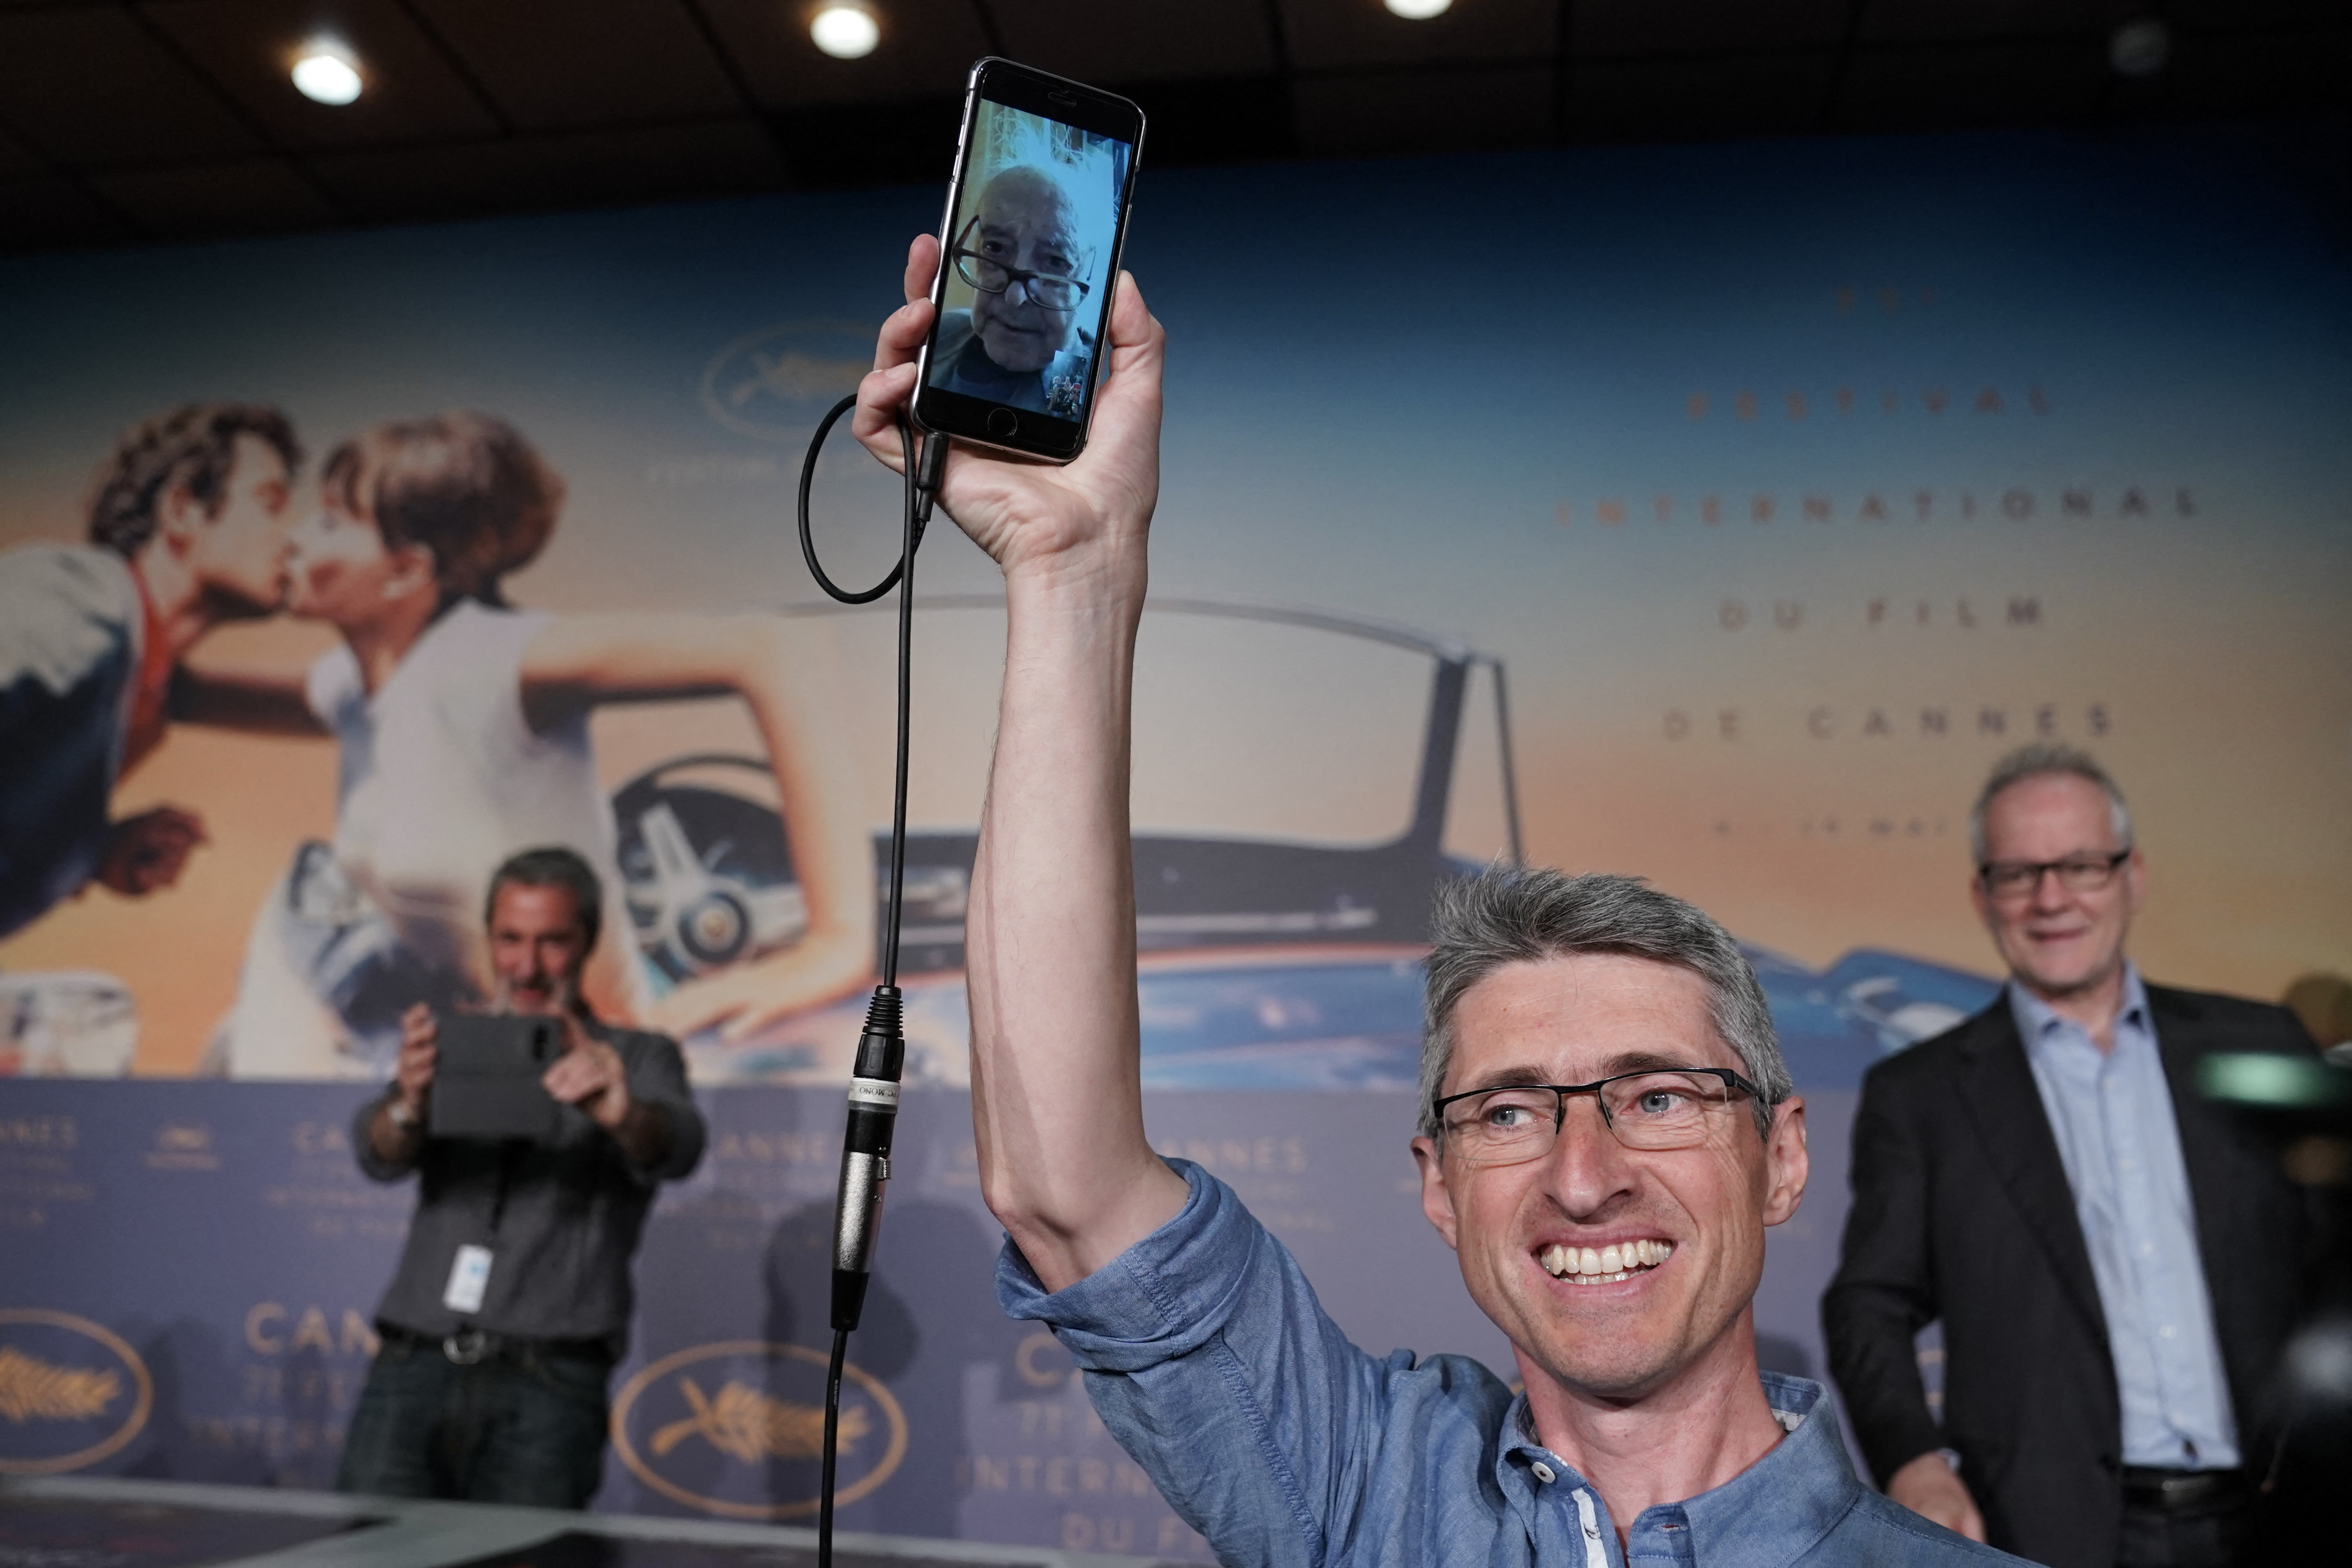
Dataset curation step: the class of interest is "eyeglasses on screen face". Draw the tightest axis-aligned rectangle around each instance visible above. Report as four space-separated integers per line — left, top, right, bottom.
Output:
1432 1068 1764 1166
1977 848 2130 901
951 217 1091 312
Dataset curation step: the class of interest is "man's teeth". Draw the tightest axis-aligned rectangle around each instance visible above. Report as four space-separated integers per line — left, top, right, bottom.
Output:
1539 1239 1673 1283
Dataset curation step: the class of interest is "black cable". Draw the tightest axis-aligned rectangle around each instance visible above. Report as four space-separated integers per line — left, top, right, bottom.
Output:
819 1326 848 1559
796 394 942 1568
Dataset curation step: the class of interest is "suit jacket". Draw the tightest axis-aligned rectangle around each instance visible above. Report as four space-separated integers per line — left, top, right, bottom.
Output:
1822 983 2314 1568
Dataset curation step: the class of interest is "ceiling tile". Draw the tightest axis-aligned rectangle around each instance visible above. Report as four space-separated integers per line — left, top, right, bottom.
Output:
990 0 1276 84
698 0 987 108
1279 0 1555 74
2168 1 2350 27
0 122 44 179
1837 40 2108 129
764 93 963 186
405 0 742 129
140 0 502 150
1571 52 1836 142
1293 65 1553 159
1574 0 1849 58
2130 25 2352 114
1859 0 2127 44
0 6 260 165
1128 75 1296 165
311 117 784 220
89 154 338 236
0 175 141 253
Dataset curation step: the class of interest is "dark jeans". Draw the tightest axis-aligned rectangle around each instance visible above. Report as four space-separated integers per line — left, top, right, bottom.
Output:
337 1332 612 1508
2116 1488 2252 1568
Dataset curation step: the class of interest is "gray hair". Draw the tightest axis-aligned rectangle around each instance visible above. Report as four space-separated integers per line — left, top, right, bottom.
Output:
1968 743 2133 865
1417 867 1790 1140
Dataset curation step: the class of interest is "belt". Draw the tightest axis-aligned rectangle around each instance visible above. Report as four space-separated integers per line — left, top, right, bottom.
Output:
378 1322 612 1368
2119 1467 2247 1514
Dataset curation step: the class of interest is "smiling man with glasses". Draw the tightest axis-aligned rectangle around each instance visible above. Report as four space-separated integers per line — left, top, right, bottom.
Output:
1826 744 2316 1568
888 207 2020 1554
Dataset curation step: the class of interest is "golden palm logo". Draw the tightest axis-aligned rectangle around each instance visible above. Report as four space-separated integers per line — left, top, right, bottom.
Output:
0 1346 121 1425
649 1375 870 1463
0 1310 152 1475
610 1340 908 1520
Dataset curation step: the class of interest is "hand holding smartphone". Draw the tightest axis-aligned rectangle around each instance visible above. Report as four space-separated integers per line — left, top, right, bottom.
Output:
913 59 1145 464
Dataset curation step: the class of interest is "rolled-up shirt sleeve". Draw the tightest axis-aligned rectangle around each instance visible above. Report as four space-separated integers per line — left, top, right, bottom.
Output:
997 1159 1502 1568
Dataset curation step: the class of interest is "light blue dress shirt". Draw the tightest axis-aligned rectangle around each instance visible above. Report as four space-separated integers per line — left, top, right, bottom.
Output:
2011 966 2239 1469
1001 1160 2024 1566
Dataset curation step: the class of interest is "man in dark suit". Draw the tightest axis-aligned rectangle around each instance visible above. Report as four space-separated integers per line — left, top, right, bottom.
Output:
1824 744 2313 1568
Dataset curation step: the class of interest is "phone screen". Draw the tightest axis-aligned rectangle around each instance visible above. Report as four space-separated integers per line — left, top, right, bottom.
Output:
917 64 1141 461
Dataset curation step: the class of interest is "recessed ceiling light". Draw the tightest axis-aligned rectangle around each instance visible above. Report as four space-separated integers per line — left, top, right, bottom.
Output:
811 5 880 60
2109 17 2170 79
291 45 362 106
1384 0 1452 18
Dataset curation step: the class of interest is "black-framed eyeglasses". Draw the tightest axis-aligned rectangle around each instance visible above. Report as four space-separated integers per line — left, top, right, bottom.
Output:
1432 1067 1765 1165
950 217 1091 312
1977 848 2130 901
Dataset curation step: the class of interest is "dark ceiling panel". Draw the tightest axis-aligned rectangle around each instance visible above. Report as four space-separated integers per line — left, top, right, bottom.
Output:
310 117 784 219
141 0 503 149
0 5 260 165
0 175 140 253
2142 25 2352 114
0 123 42 179
90 153 339 236
697 0 987 108
2168 0 2350 26
406 0 742 128
1127 75 1296 165
1571 52 1837 143
1859 0 2126 44
1293 64 1553 158
1837 40 2108 130
1279 0 1555 73
990 0 1277 84
1574 0 1849 58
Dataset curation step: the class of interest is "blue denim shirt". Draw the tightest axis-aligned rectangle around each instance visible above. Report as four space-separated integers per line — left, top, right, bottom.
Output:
999 1160 2022 1567
2011 967 2239 1468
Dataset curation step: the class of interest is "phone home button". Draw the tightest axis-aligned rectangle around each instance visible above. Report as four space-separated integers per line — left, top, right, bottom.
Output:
985 408 1019 440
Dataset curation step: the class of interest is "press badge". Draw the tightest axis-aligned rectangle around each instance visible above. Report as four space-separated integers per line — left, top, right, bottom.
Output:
443 1244 494 1314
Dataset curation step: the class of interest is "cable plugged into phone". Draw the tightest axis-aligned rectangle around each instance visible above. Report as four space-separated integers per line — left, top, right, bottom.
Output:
797 393 938 1568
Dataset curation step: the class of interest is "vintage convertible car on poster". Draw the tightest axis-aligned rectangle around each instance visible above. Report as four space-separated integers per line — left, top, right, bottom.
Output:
615 598 1997 1093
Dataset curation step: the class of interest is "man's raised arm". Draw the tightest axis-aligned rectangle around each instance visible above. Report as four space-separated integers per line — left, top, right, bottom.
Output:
856 237 1188 1294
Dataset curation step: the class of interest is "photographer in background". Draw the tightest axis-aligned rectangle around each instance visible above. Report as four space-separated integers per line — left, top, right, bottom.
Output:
338 845 705 1508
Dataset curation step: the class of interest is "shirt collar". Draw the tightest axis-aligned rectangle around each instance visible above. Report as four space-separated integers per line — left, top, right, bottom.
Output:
1498 1374 1863 1566
2009 962 2148 1051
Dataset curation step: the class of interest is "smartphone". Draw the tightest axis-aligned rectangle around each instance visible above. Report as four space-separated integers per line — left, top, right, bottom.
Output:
429 1013 562 1141
912 59 1145 464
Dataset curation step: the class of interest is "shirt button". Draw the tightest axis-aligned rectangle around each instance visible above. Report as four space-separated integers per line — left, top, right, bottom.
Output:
2160 1324 2178 1340
2118 1157 2135 1173
1530 1462 1556 1484
2140 1242 2156 1257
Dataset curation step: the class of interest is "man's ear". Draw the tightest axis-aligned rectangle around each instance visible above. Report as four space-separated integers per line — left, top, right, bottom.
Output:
1412 1136 1460 1252
1760 1096 1808 1227
155 479 203 552
384 542 437 602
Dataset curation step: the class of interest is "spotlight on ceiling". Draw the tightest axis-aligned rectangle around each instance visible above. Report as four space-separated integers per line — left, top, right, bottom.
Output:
2109 17 2170 79
291 43 362 105
811 4 880 59
1384 0 1453 17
